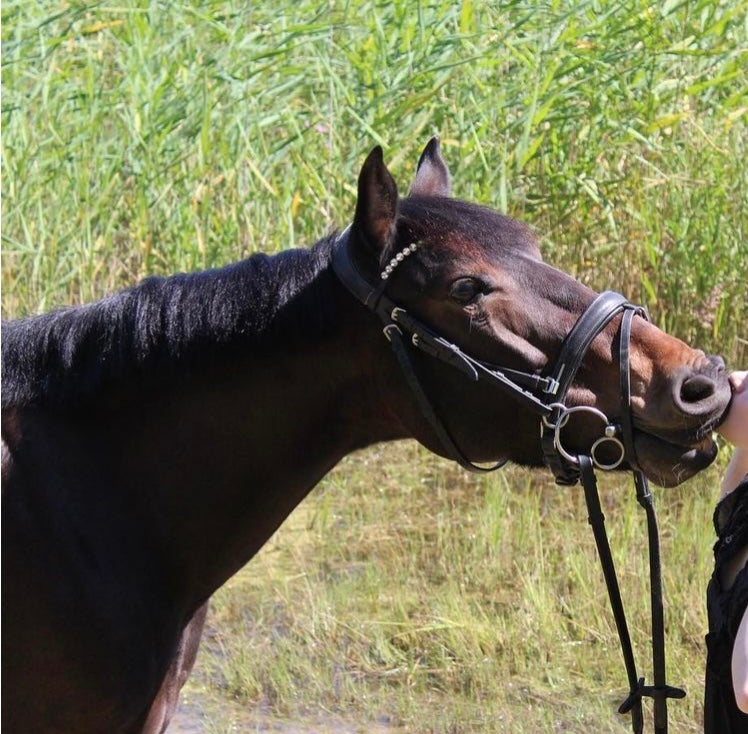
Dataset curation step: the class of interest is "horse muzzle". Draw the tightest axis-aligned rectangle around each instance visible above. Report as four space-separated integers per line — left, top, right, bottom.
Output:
632 356 732 486
670 355 730 429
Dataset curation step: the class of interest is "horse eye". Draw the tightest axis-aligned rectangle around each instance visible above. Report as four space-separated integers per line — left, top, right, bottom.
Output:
449 278 483 304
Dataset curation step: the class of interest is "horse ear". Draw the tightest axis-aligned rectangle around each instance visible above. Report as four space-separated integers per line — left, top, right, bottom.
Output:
351 145 399 261
409 136 451 197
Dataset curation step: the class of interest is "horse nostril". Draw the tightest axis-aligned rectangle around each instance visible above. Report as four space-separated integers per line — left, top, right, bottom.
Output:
680 374 716 404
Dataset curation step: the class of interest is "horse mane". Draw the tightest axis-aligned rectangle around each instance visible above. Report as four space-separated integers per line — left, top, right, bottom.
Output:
1 196 540 411
1 235 339 409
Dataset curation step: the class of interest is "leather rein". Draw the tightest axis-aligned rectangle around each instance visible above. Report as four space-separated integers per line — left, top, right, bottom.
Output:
332 231 685 733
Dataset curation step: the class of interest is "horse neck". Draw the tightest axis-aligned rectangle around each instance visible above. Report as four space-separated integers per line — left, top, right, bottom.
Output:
4 243 414 607
98 279 407 605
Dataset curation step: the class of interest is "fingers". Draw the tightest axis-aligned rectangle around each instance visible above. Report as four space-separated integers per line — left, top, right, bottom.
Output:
729 371 748 393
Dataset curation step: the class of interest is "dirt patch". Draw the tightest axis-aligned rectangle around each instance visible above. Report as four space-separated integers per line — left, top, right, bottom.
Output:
169 696 399 734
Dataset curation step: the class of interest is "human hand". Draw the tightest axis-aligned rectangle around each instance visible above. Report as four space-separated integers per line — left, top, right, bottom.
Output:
718 371 748 449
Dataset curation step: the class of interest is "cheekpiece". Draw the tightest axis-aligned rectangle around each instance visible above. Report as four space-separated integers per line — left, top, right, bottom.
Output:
380 242 420 280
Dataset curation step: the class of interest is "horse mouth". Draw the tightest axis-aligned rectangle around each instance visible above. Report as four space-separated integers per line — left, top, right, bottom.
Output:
633 428 719 488
629 375 731 487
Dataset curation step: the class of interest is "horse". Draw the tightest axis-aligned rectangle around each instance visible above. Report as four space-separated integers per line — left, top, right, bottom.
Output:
1 138 731 733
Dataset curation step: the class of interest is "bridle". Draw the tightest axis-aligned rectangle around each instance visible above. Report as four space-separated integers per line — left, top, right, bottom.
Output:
332 230 685 734
332 231 636 480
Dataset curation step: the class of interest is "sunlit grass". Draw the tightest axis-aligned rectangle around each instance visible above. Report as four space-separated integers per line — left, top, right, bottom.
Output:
3 1 745 357
2 1 746 731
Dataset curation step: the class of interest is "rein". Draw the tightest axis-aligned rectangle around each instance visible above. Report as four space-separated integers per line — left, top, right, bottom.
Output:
332 232 685 733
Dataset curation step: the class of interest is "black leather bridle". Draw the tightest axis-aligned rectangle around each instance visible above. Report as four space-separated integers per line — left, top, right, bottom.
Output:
332 230 685 734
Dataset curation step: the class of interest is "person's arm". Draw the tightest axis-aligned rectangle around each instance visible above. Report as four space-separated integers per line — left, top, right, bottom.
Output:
734 606 748 712
719 370 748 710
723 448 748 498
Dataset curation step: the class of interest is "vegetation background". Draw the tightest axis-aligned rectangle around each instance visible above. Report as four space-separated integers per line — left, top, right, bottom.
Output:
2 1 746 731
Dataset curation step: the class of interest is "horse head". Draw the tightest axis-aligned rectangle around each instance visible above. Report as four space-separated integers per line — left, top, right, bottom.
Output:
341 138 731 487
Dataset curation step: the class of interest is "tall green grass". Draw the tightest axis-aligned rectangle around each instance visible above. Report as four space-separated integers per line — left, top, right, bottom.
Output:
2 0 746 358
2 1 746 731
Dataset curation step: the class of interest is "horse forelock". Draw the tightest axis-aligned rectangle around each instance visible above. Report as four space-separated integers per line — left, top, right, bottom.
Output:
1 237 339 409
398 197 541 260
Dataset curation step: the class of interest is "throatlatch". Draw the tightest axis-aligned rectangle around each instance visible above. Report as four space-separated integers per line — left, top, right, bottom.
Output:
332 230 685 733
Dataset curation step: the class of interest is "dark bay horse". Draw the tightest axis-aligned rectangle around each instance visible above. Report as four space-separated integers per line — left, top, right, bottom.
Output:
1 139 731 733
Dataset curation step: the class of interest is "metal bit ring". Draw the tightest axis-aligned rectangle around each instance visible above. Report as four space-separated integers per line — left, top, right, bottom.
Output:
551 405 621 469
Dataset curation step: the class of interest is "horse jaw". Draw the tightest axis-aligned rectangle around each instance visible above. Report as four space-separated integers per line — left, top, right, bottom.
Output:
633 431 719 487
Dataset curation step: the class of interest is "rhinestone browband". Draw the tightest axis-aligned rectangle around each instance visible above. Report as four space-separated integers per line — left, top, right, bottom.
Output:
380 242 420 280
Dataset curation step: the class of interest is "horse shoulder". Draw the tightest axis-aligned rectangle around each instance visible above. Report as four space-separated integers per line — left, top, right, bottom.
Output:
1 409 187 733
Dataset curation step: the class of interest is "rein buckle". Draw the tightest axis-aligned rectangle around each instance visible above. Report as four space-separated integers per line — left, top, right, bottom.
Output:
541 376 561 396
382 323 402 342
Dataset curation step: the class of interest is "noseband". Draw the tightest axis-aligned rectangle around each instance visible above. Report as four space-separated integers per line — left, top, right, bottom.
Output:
332 232 684 733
